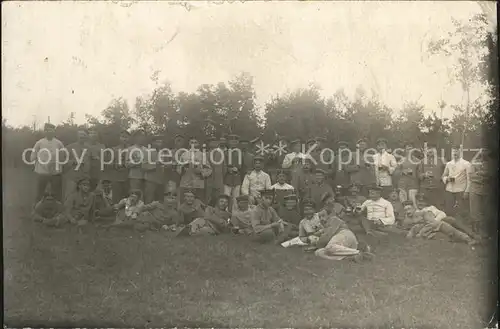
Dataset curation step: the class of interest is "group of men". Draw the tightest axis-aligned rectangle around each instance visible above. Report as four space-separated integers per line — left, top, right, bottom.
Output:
29 123 491 244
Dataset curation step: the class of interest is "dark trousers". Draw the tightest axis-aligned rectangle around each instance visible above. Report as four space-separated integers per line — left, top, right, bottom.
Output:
111 180 129 204
37 174 62 202
444 192 467 219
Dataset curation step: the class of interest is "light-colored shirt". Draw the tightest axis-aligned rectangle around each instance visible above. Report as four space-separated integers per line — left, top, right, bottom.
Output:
298 213 324 238
271 182 294 190
242 170 272 197
420 205 447 222
442 158 471 193
360 197 395 225
282 152 310 169
373 151 397 187
30 137 65 175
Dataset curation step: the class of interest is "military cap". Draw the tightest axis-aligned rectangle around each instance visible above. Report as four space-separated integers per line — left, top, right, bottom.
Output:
236 195 249 202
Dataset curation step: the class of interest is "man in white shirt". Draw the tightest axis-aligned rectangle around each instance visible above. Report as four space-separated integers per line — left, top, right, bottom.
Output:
30 123 65 202
356 185 396 236
441 146 471 218
372 138 397 197
242 156 272 205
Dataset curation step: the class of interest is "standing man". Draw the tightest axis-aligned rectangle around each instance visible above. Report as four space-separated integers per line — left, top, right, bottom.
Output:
441 145 471 219
178 137 212 203
107 129 130 204
86 127 106 191
282 139 305 192
240 138 255 180
144 135 165 204
30 123 65 202
205 137 225 206
242 155 272 205
396 141 420 207
165 134 186 194
373 138 397 197
334 141 351 190
63 128 91 200
127 130 148 194
224 134 242 210
311 136 334 187
349 138 376 196
468 149 492 236
418 142 444 208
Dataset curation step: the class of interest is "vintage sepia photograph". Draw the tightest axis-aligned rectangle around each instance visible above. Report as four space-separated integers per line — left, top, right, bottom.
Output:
2 1 498 328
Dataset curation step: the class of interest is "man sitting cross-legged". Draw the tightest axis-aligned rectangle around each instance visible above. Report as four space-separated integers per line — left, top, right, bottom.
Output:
32 187 66 228
176 194 232 236
231 195 256 235
401 200 479 245
276 194 302 236
141 191 183 232
250 189 289 244
355 185 401 236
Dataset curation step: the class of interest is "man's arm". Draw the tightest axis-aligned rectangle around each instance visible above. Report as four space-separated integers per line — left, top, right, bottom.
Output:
380 201 395 225
441 163 450 184
264 173 272 189
241 174 250 195
388 154 397 175
282 154 293 169
30 140 41 163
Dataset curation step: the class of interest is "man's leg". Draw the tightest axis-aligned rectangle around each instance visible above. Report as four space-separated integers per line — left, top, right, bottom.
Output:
444 192 456 217
36 174 50 202
129 178 142 192
49 174 63 202
144 180 157 204
439 221 474 244
253 228 276 243
469 192 482 234
441 216 478 240
408 189 418 208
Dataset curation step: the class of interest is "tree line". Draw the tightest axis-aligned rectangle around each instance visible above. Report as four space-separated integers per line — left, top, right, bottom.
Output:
3 13 497 167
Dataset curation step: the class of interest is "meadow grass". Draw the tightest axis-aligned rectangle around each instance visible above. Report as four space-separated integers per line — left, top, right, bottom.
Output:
3 167 494 328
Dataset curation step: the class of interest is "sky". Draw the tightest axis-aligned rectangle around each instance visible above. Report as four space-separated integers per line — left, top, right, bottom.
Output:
2 1 496 128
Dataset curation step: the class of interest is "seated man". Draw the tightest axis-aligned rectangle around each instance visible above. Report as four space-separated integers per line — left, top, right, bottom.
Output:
310 168 334 212
177 194 231 236
64 177 96 226
142 191 182 231
250 189 287 244
32 189 66 227
271 170 295 210
277 194 301 235
387 188 404 225
343 183 367 229
110 189 156 231
355 185 398 236
177 189 206 227
231 195 256 235
93 179 116 222
402 201 478 245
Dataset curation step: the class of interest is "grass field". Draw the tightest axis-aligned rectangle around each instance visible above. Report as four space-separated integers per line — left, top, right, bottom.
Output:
3 166 497 328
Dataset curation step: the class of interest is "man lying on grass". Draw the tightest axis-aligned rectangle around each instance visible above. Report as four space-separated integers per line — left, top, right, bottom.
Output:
281 198 373 261
401 199 480 246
